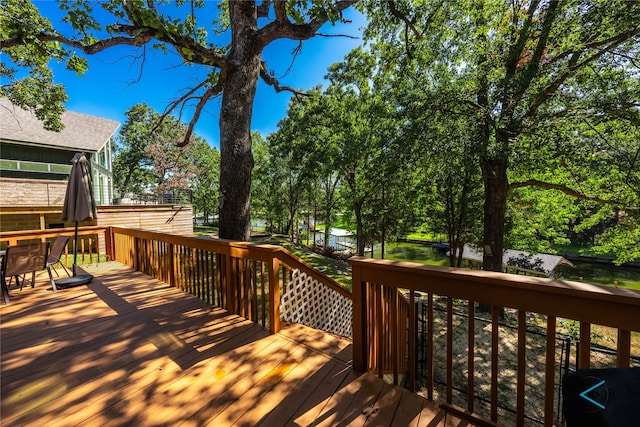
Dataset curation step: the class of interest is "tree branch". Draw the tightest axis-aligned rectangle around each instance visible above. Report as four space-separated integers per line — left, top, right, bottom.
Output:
1 29 154 52
388 0 421 38
504 0 541 78
180 83 222 147
256 0 358 47
315 32 359 39
523 26 639 121
259 61 308 98
274 0 288 24
257 0 272 18
154 80 208 133
509 179 620 205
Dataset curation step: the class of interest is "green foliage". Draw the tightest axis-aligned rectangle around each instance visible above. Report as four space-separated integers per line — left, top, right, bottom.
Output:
360 0 640 264
190 139 220 223
112 102 205 198
0 0 73 130
252 131 289 234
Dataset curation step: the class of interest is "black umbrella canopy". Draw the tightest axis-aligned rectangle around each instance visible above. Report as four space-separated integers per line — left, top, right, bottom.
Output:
62 153 97 223
58 152 96 284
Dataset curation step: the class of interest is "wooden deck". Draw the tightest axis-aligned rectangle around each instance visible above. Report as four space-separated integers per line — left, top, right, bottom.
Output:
1 261 462 426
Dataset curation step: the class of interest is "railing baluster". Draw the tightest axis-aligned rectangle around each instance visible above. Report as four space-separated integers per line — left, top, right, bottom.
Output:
446 296 453 403
517 310 526 427
579 322 591 369
226 254 235 314
617 329 631 368
427 293 434 400
199 249 205 300
260 261 266 327
194 248 200 299
491 305 499 422
408 290 416 392
216 253 223 308
377 284 383 378
468 300 475 413
251 260 257 322
208 250 214 305
545 316 556 427
391 286 398 385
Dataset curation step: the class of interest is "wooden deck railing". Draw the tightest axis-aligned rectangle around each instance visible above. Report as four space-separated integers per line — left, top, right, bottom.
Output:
109 227 350 335
0 226 112 267
6 227 639 425
350 256 640 426
1 226 350 336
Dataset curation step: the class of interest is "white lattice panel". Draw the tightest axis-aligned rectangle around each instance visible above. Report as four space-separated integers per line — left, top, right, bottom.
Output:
280 269 352 339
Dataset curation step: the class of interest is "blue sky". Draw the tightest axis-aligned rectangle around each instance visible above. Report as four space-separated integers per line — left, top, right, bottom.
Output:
35 2 366 148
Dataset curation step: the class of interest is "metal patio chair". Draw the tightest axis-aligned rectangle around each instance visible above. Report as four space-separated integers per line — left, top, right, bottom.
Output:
47 236 72 278
1 241 55 304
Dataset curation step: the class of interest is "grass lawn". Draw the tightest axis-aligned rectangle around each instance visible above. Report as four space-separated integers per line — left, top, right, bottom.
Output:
251 235 353 290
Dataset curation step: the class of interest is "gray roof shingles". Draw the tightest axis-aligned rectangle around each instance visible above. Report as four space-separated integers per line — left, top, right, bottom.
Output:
0 98 120 152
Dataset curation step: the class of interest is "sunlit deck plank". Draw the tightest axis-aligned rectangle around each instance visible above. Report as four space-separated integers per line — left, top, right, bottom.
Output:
1 261 454 427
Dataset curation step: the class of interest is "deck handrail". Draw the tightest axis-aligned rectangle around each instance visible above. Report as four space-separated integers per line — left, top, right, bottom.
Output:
0 226 112 266
350 256 640 426
108 227 351 335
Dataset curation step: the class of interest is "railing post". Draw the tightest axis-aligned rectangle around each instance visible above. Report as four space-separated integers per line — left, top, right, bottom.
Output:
351 260 367 372
104 226 113 261
269 255 281 333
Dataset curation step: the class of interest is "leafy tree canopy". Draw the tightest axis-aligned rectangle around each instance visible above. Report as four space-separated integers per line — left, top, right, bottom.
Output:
360 0 640 265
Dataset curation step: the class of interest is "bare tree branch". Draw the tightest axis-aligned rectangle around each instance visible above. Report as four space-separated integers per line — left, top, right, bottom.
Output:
153 80 208 134
509 179 620 205
315 33 359 39
259 61 308 98
180 83 223 146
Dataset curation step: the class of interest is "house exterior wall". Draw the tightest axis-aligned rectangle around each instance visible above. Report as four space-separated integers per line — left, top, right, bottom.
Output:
0 142 114 205
0 143 75 180
0 178 67 207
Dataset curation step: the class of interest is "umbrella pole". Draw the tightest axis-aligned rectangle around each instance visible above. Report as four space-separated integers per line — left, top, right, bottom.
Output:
72 220 79 277
56 219 93 287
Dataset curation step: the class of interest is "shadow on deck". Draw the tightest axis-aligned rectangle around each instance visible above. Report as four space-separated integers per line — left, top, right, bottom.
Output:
1 262 463 426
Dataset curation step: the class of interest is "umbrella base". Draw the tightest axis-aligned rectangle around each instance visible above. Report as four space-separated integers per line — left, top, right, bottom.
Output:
55 274 94 288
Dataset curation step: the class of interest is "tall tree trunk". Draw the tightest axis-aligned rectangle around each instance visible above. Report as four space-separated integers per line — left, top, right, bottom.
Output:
481 155 509 272
219 2 260 241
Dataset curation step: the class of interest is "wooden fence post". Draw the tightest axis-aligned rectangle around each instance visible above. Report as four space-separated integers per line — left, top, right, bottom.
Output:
104 227 113 261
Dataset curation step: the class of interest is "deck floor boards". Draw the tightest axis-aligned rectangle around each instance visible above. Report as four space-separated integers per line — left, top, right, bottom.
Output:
1 262 459 426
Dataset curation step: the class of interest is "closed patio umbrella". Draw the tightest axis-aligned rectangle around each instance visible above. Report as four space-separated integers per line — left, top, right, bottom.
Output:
58 152 96 287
